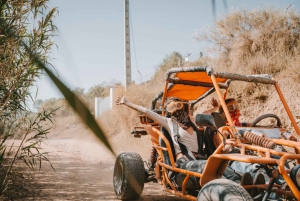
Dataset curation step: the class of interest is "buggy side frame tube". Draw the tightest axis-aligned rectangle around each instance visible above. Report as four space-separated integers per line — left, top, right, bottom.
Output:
212 141 300 199
279 154 300 200
274 81 300 135
211 75 240 142
161 81 169 116
211 74 234 127
149 127 203 200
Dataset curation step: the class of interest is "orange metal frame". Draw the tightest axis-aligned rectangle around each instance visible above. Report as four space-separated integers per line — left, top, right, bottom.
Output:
144 123 300 200
142 121 300 200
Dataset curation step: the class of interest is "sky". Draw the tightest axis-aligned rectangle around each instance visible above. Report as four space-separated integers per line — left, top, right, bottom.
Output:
35 0 300 101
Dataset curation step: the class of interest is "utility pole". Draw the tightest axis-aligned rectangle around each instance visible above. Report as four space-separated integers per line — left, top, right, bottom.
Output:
124 0 131 90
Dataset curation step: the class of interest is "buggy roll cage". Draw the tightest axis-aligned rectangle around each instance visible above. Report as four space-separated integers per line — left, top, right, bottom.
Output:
137 66 300 200
151 66 300 136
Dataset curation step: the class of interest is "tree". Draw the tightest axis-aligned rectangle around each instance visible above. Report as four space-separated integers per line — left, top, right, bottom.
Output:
87 84 106 98
85 80 121 111
0 0 59 193
159 51 183 71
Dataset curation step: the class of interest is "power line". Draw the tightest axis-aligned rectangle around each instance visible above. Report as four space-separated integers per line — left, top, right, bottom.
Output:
211 0 216 21
223 0 228 10
211 0 228 21
129 6 142 84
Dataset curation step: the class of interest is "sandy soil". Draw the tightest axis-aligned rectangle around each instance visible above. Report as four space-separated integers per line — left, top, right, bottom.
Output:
3 124 188 201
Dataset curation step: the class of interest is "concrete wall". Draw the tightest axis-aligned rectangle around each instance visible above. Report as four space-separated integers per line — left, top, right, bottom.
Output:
95 88 114 119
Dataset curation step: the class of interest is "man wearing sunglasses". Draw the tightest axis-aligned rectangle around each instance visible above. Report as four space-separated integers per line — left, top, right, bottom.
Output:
116 96 201 161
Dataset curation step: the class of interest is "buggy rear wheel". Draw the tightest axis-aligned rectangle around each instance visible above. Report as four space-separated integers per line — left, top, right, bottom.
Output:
197 179 253 201
113 152 145 200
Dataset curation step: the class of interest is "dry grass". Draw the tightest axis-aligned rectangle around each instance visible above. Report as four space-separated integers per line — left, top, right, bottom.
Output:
191 7 300 131
195 7 300 75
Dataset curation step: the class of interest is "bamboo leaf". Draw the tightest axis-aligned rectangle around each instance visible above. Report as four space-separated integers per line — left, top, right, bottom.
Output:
23 44 115 156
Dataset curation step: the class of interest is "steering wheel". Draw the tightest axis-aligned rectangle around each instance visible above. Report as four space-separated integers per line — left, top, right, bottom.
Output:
250 114 282 127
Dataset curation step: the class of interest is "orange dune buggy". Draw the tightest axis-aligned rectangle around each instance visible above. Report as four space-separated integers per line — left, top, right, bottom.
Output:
113 66 300 200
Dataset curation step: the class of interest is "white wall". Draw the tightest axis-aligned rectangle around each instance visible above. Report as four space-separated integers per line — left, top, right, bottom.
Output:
95 88 114 119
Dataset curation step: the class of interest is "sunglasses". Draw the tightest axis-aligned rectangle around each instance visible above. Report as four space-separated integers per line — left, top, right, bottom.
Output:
166 101 184 114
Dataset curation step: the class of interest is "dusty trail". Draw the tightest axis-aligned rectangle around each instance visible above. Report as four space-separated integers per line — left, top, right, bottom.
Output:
8 137 188 201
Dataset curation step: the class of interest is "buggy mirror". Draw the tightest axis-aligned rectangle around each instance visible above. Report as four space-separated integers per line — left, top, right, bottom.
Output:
195 114 216 128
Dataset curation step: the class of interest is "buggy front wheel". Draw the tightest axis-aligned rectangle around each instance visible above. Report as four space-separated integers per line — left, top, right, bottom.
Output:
113 152 145 200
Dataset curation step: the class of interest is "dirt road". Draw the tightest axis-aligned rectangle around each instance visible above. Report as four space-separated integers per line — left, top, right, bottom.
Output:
9 138 188 201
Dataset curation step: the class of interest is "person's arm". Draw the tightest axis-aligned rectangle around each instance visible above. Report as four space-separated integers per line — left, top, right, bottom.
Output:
116 96 183 158
116 96 169 130
176 153 184 159
203 97 219 114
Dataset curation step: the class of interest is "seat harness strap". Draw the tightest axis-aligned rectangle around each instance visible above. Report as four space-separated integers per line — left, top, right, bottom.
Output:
172 121 204 160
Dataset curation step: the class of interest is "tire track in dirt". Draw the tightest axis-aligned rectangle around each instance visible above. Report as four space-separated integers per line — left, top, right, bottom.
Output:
8 139 188 201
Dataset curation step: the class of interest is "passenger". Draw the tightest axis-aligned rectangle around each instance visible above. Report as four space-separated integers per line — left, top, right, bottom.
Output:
115 96 242 182
205 97 250 127
204 97 267 191
202 97 219 115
